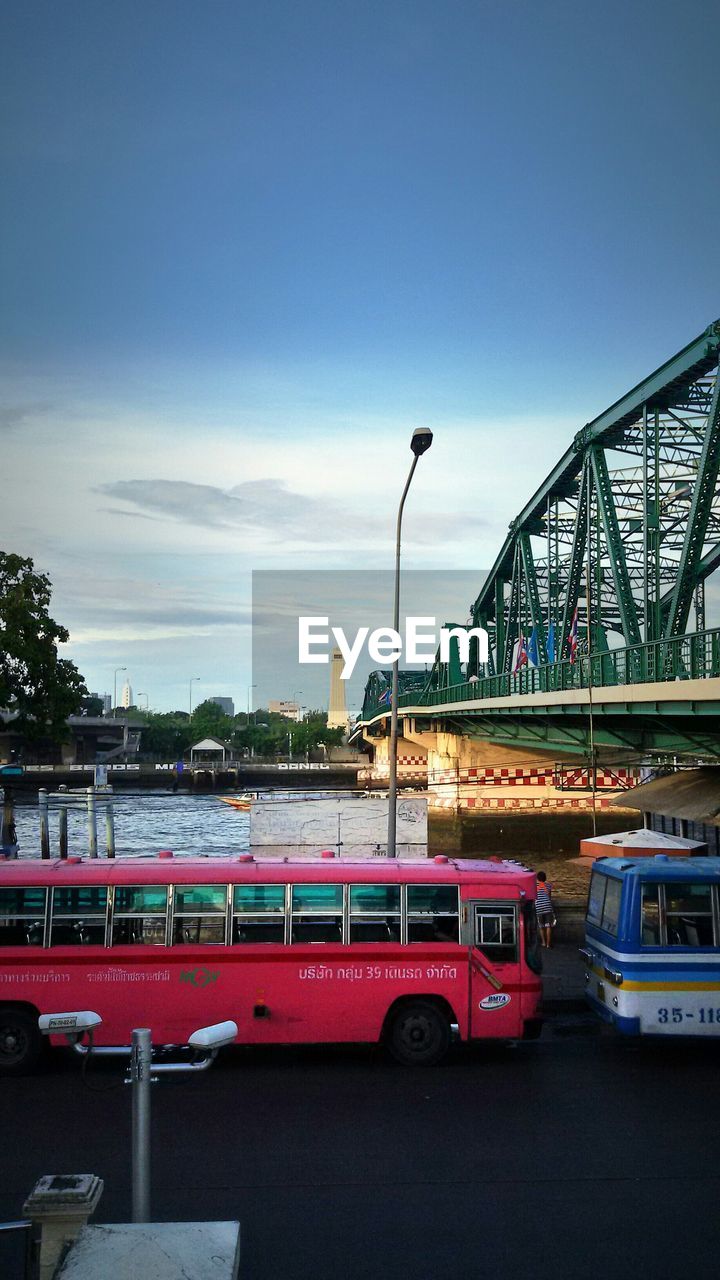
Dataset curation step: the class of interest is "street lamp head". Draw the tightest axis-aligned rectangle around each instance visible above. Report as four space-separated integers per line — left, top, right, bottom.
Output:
410 427 433 457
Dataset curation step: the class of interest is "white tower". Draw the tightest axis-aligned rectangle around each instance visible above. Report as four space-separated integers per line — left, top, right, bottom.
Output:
327 648 349 731
121 679 133 708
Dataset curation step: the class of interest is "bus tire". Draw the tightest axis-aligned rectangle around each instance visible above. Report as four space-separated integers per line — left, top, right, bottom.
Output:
0 1006 43 1075
387 1000 451 1066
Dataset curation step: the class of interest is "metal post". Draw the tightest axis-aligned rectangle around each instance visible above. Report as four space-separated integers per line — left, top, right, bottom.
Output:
388 453 420 858
642 402 649 642
585 464 597 837
131 1027 152 1223
654 409 661 643
57 784 69 860
38 789 50 860
1 786 17 857
86 786 98 859
546 492 552 633
105 786 116 859
58 808 68 860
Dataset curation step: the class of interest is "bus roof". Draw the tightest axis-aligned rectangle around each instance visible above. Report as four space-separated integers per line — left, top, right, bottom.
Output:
0 854 535 890
591 856 720 882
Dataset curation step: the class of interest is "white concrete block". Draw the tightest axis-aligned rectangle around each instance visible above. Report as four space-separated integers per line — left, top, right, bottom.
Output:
57 1221 241 1280
250 794 427 858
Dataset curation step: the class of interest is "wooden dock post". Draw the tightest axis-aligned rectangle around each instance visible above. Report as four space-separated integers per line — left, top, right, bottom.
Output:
58 784 69 859
105 786 116 858
86 785 98 858
39 788 50 859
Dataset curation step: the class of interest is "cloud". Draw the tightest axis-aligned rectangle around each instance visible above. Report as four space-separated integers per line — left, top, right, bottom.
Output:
95 476 489 548
96 478 341 539
0 403 54 430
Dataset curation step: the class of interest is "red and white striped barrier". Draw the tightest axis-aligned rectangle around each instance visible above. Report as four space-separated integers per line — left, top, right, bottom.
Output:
431 765 637 789
429 794 616 812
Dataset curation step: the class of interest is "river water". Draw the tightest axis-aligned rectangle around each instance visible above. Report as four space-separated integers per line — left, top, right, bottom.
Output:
11 791 251 860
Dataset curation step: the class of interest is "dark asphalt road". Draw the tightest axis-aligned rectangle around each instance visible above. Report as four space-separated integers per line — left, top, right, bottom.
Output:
2 1020 720 1280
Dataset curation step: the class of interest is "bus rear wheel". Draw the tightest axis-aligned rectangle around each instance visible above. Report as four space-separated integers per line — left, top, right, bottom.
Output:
387 1000 451 1066
0 1008 42 1075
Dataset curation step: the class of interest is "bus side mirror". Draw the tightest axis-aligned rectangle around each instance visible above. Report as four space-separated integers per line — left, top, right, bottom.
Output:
187 1020 238 1051
38 1011 103 1035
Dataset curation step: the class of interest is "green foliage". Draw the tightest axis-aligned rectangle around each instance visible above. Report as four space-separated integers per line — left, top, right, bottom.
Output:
190 699 233 743
136 711 192 759
80 694 105 716
134 703 347 761
231 707 345 757
0 552 86 740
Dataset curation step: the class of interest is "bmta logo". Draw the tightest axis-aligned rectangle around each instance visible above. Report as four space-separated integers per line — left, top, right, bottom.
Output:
180 967 219 989
479 993 511 1011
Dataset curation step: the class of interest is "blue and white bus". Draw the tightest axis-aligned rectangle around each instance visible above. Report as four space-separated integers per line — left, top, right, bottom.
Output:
582 856 720 1036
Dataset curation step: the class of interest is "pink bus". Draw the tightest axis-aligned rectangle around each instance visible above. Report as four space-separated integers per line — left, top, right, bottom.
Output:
0 853 543 1071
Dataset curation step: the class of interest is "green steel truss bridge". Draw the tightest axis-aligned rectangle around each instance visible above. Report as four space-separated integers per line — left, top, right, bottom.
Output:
356 320 720 757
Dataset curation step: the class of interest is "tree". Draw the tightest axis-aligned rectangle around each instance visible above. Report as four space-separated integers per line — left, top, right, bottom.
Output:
190 699 233 743
80 694 105 716
136 711 192 760
0 553 86 741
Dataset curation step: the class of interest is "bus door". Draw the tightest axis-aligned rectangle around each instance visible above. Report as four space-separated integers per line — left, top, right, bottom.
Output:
463 900 521 1037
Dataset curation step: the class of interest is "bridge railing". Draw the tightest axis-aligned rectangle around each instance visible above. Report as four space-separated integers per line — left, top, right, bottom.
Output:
359 626 720 721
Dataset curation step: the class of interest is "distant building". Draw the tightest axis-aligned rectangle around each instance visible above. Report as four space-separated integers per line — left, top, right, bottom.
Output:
90 692 112 715
269 699 302 722
121 680 133 708
209 696 235 717
327 648 349 731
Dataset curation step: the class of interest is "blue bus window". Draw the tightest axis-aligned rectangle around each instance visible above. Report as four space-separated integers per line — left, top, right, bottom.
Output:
641 887 661 944
665 882 715 947
600 878 622 936
587 872 606 925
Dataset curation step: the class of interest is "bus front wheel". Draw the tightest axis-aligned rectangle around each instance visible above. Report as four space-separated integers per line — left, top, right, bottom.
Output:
387 1000 451 1066
0 1007 43 1075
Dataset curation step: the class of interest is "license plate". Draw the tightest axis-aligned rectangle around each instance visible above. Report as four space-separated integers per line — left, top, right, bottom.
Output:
596 982 606 1004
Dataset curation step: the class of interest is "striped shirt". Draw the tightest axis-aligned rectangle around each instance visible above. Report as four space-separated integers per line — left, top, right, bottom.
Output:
536 882 553 913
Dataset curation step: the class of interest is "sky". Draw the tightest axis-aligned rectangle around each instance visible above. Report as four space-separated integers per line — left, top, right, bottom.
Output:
2 0 720 714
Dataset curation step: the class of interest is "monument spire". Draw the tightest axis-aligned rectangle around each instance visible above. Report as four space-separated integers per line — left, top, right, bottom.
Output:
327 648 349 731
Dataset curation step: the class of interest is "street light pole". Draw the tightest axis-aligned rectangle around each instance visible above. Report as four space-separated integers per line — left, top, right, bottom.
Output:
189 677 200 716
387 428 433 858
113 667 127 718
137 693 149 711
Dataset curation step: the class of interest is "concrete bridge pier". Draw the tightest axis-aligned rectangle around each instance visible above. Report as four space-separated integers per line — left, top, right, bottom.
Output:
358 733 428 789
400 720 558 811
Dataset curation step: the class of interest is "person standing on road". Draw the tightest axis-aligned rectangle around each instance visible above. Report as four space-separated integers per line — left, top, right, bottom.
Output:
535 871 555 948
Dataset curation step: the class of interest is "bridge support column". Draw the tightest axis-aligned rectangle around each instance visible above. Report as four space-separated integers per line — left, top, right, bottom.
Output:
400 721 561 813
357 732 427 789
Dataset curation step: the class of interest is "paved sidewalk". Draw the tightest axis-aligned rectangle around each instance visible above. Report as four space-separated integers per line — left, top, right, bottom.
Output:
541 943 587 1011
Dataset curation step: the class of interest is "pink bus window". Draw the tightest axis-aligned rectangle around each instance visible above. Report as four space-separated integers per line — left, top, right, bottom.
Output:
173 885 227 945
51 886 107 947
291 884 342 944
349 884 401 943
232 884 286 944
112 886 168 946
407 886 459 944
0 887 46 946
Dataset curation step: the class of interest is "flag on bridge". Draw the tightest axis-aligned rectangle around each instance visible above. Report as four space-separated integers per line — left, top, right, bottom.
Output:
527 627 540 667
378 688 392 707
546 622 556 663
568 607 579 664
513 632 528 672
